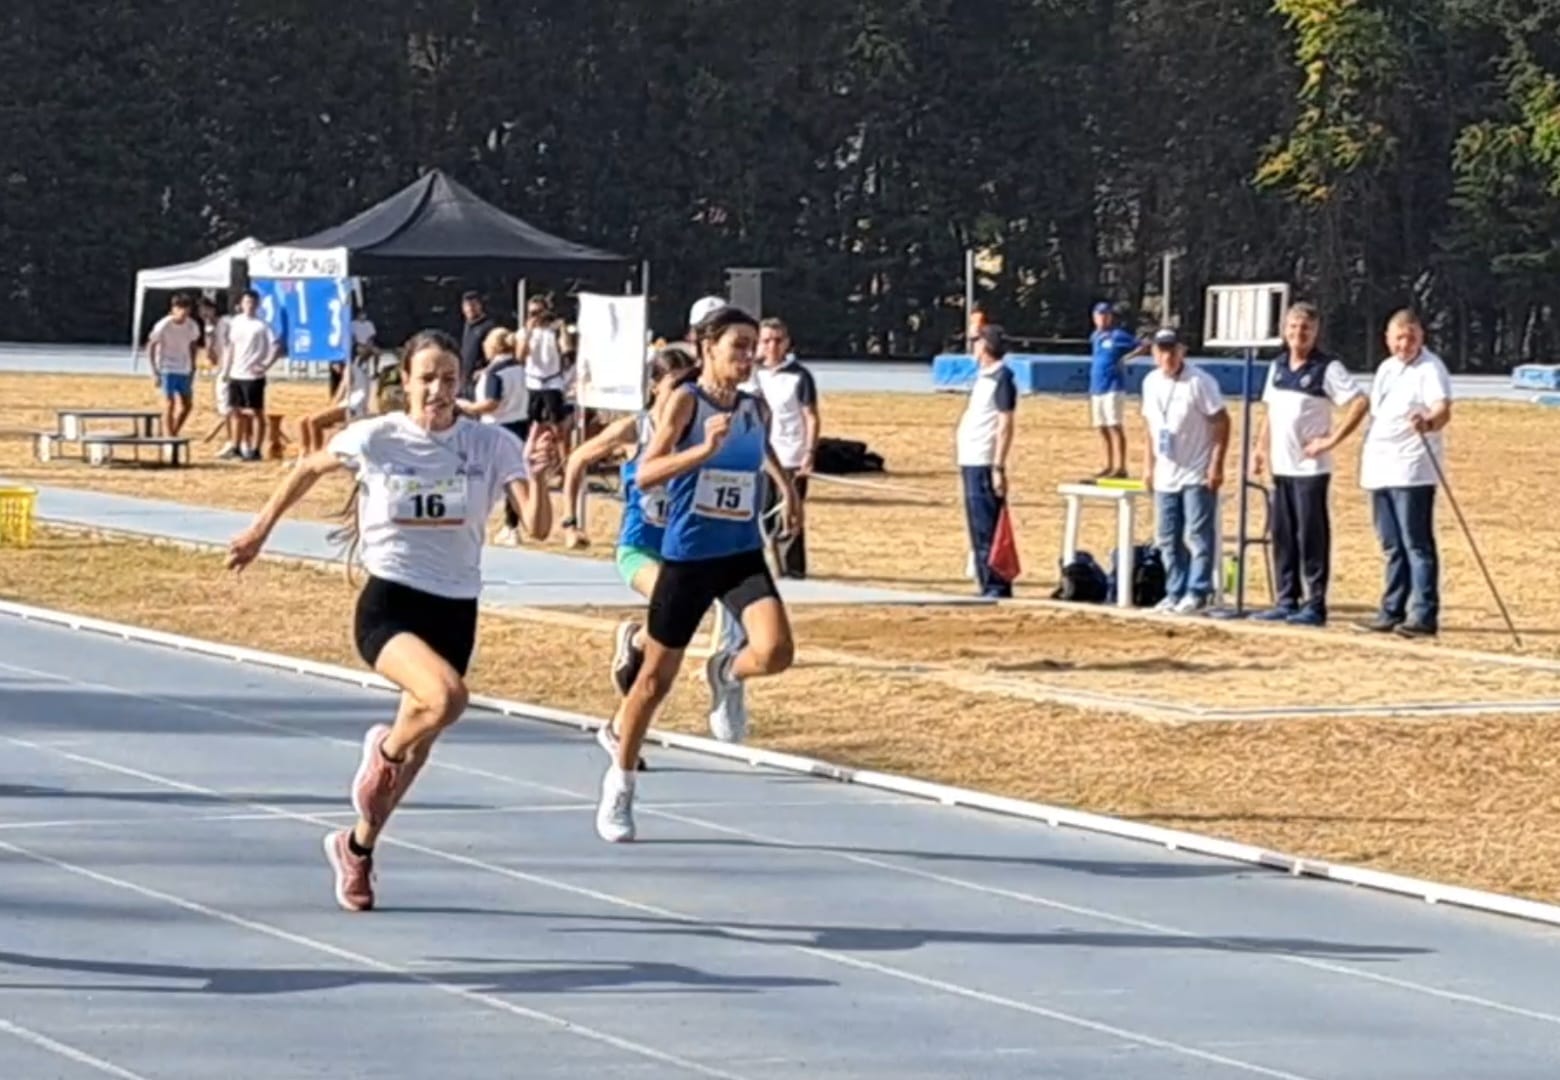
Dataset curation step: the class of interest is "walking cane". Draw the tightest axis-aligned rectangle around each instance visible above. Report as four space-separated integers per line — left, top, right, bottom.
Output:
1419 429 1521 648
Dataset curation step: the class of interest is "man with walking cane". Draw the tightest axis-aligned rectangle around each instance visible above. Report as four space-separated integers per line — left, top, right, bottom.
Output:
1356 309 1452 638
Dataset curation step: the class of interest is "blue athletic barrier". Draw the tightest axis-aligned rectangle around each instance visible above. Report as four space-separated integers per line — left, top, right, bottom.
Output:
1512 364 1560 391
1532 393 1560 408
931 354 1272 400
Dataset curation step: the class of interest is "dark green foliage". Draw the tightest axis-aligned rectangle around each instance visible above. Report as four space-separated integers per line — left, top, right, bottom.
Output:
2 0 1558 369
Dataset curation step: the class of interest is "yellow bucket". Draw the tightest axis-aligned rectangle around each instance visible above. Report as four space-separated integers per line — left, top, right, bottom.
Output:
0 485 38 547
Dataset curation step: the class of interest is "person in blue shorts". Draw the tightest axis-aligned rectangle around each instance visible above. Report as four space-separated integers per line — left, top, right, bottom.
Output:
593 306 802 842
146 294 202 437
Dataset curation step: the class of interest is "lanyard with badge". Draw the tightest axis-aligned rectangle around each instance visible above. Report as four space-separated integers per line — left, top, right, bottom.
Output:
1156 370 1183 456
382 436 472 527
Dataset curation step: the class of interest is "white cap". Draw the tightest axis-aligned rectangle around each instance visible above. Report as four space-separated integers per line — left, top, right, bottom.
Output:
688 295 728 329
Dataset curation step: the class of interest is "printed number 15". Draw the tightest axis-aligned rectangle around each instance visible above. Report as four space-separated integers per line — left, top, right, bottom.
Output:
715 486 741 511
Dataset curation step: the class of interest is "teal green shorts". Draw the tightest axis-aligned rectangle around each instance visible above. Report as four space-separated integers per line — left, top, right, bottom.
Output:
614 544 661 589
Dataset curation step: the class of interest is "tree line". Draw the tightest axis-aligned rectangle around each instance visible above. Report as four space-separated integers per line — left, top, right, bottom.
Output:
2 0 1558 369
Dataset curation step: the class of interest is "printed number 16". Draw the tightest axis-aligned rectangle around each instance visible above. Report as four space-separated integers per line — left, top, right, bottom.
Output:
412 493 446 519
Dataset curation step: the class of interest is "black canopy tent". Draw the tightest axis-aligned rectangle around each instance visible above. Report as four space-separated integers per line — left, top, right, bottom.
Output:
281 168 633 278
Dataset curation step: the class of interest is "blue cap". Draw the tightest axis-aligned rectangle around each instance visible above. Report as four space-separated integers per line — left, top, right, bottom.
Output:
1152 327 1183 348
1092 302 1113 315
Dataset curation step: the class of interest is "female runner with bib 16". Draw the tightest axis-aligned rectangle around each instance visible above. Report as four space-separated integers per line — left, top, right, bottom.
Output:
225 330 558 912
596 305 803 842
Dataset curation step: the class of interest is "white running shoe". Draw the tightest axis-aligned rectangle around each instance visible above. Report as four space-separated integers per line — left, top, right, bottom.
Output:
494 526 520 547
1173 593 1209 615
704 649 748 743
1153 596 1178 613
596 765 636 842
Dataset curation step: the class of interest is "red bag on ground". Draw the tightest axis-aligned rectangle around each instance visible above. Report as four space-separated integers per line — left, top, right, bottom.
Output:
988 505 1022 582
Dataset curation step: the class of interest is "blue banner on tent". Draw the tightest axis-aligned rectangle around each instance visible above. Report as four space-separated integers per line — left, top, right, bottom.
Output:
252 277 352 363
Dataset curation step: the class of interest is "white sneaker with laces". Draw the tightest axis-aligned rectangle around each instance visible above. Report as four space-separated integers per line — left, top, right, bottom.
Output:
1154 596 1178 613
704 649 748 743
595 765 636 842
1173 594 1208 615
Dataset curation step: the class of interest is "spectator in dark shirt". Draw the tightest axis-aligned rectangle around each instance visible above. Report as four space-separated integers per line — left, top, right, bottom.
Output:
459 291 497 397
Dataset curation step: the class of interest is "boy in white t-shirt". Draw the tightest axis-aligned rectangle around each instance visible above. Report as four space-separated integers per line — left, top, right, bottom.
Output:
147 295 201 437
1356 309 1452 638
1141 327 1230 614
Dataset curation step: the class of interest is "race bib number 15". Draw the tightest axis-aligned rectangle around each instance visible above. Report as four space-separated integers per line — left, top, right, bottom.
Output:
388 476 469 526
693 469 755 521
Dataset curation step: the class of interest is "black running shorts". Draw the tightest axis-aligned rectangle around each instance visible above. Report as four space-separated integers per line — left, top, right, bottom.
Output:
647 548 779 650
353 575 479 675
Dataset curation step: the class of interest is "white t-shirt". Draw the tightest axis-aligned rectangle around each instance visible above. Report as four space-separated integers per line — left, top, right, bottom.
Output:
1359 348 1452 491
523 326 566 390
955 363 1018 467
1261 354 1363 476
342 357 373 418
226 313 275 380
476 356 530 426
328 413 530 600
754 358 820 469
148 316 201 376
1141 365 1227 492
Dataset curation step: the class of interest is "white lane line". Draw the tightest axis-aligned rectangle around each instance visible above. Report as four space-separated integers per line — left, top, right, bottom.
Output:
7 657 1559 1031
3 736 1319 1080
0 1017 154 1080
0 797 899 837
0 831 751 1080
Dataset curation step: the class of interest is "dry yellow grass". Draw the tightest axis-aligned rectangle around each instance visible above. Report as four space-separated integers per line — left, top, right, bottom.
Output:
3 371 1558 657
7 528 1560 903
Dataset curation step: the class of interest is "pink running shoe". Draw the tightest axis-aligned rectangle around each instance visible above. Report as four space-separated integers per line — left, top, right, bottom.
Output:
323 829 374 912
352 724 405 829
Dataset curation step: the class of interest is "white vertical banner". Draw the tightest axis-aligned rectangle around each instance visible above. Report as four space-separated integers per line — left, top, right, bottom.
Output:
576 292 648 412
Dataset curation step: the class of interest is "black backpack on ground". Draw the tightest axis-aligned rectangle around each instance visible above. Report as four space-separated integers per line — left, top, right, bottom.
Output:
1050 551 1109 603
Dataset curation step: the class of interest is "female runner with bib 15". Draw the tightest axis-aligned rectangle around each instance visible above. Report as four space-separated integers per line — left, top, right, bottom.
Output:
225 329 559 912
595 306 802 842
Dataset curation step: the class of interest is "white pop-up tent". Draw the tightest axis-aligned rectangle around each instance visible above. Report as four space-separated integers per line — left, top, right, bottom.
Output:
129 236 265 366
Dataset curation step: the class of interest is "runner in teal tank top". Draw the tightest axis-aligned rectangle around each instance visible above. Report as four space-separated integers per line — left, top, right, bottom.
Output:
593 305 803 843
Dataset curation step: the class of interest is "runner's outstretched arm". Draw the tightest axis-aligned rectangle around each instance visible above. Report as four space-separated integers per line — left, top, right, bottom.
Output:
226 450 345 569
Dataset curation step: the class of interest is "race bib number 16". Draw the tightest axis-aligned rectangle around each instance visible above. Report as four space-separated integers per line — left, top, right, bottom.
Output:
388 476 469 526
693 469 755 521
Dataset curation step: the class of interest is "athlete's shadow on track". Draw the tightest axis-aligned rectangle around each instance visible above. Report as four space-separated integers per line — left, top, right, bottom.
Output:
538 913 1430 962
649 836 1252 880
0 948 835 997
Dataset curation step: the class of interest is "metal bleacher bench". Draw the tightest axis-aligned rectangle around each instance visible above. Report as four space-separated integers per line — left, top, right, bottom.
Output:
35 409 190 468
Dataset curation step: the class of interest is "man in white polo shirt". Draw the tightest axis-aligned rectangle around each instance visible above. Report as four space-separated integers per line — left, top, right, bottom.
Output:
1251 302 1368 626
1142 327 1230 614
956 325 1018 598
1356 308 1452 638
754 317 820 578
224 289 279 462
